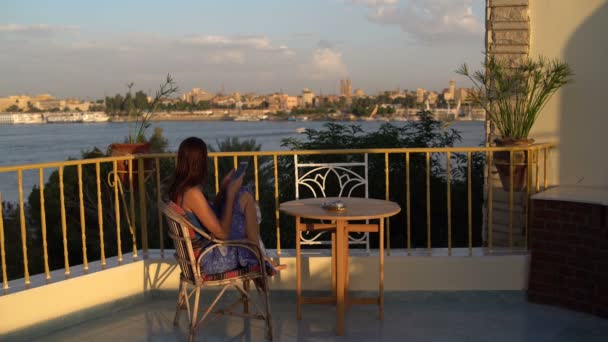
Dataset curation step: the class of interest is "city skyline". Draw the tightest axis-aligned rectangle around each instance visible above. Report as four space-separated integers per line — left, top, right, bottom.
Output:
1 0 485 99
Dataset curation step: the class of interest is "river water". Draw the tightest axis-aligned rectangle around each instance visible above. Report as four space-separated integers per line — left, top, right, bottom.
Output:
0 120 485 202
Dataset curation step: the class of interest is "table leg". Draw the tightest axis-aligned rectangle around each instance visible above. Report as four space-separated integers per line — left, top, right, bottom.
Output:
296 216 302 320
344 226 350 308
331 232 336 297
336 220 346 336
379 218 384 320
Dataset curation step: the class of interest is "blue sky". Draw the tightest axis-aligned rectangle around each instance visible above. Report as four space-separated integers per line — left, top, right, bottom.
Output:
1 0 485 99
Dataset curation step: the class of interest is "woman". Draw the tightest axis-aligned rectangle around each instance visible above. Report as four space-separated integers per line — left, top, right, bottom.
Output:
168 137 278 275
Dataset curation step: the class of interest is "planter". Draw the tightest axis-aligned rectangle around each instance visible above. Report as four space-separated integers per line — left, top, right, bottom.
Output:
109 142 153 189
494 138 534 192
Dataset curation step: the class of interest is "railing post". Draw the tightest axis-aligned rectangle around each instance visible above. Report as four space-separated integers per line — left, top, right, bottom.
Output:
112 160 123 263
384 152 390 256
406 152 411 256
446 152 452 256
0 192 8 293
138 157 148 258
128 159 137 259
77 164 88 271
509 150 514 249
58 166 70 277
525 148 532 250
17 170 30 285
467 151 473 256
39 168 50 280
426 152 431 255
214 156 219 194
96 162 106 267
155 158 164 258
488 151 494 253
273 154 281 256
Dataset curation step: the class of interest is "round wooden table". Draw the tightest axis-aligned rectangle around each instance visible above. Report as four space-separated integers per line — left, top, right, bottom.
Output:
280 197 401 336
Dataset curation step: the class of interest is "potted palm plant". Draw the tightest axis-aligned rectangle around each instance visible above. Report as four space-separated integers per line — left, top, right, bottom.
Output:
457 56 573 191
109 74 179 187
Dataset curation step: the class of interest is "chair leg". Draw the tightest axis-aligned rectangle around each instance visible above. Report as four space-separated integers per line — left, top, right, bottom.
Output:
189 286 201 342
262 276 274 341
243 279 250 314
174 280 186 326
296 216 302 320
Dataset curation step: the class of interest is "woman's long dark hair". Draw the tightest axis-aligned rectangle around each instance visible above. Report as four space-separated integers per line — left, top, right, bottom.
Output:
168 137 208 202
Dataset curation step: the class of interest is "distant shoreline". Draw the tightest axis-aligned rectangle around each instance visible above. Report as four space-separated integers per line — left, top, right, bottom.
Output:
0 110 487 124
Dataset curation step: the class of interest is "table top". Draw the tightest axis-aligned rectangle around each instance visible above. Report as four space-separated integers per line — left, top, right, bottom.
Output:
279 197 401 221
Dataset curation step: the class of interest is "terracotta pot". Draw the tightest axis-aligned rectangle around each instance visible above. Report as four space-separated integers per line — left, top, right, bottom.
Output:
494 138 534 192
109 142 153 189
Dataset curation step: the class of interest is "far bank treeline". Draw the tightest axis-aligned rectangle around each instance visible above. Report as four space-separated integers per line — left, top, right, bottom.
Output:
0 113 484 281
103 87 420 117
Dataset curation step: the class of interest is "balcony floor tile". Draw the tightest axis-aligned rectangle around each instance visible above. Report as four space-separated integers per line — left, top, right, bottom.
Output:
26 291 608 342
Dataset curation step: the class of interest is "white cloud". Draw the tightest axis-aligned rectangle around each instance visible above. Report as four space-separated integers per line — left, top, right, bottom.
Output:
348 0 483 43
208 50 246 65
0 27 301 96
0 24 79 36
347 0 399 6
299 48 348 80
179 34 285 51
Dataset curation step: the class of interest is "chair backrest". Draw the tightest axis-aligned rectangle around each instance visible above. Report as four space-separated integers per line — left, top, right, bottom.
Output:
294 154 368 200
161 201 210 285
293 154 370 252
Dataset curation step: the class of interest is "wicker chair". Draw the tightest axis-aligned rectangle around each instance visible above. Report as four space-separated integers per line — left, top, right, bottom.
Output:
161 201 273 342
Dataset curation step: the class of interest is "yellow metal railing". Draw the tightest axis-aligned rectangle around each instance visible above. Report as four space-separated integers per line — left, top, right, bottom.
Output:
0 143 555 292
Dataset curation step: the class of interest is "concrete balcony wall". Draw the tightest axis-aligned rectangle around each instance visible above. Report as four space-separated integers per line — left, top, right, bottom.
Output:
0 249 529 336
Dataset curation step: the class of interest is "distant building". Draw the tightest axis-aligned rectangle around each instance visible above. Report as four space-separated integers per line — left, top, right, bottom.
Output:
339 79 352 97
416 88 426 103
354 89 366 98
318 95 340 107
31 94 65 110
182 88 214 103
211 95 235 107
443 80 456 101
427 91 438 105
0 95 30 111
64 98 90 111
301 88 315 107
287 96 299 110
267 93 294 111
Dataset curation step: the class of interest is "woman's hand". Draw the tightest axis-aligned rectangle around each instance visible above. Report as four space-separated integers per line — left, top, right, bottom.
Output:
220 169 235 192
226 171 244 197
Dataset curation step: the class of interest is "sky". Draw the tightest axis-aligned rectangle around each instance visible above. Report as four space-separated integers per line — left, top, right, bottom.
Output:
0 0 486 99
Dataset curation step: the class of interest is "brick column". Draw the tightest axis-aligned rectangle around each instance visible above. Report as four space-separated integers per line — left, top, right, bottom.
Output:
484 0 531 247
528 199 608 317
487 0 530 66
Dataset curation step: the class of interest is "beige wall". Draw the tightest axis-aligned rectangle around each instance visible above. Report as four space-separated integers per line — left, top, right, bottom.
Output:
529 0 608 186
0 250 529 335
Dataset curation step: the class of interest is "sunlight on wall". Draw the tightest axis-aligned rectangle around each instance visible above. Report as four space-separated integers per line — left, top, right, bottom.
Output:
530 0 608 186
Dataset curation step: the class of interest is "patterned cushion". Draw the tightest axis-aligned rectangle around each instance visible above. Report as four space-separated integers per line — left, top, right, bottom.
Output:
202 264 261 281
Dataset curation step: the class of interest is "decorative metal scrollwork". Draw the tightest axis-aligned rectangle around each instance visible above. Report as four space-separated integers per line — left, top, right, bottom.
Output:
294 154 370 253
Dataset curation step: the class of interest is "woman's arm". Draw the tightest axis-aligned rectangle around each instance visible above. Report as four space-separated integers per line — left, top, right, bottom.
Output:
184 174 243 240
184 188 229 239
